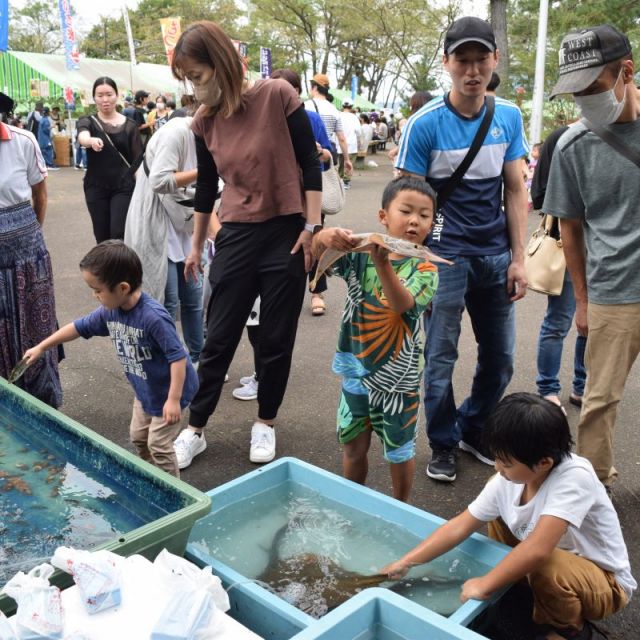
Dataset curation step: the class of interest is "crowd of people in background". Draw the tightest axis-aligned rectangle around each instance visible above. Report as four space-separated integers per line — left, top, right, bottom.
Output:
1 14 639 639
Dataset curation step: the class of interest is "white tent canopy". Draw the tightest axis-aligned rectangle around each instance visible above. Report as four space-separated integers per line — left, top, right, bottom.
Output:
9 50 183 101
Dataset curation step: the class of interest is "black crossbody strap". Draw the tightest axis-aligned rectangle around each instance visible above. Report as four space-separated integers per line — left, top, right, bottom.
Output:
582 118 640 169
91 115 131 168
437 96 496 209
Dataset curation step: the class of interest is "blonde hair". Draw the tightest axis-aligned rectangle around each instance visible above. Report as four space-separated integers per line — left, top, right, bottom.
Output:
171 21 245 118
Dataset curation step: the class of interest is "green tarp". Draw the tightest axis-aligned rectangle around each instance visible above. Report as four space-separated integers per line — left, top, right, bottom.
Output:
0 50 182 107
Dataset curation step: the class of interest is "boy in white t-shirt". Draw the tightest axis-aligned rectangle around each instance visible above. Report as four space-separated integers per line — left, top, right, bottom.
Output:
382 393 635 640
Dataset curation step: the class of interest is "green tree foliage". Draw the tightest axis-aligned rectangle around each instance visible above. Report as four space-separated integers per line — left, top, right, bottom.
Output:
508 0 640 135
81 0 241 63
245 0 460 105
8 0 62 54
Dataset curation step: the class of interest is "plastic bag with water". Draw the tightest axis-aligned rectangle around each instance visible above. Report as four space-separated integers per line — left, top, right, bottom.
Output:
2 563 63 639
51 547 122 615
150 549 230 640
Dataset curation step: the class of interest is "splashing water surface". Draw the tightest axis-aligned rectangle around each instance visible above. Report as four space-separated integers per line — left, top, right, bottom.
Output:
190 481 490 618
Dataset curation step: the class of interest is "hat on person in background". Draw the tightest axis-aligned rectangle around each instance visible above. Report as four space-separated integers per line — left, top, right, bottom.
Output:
342 101 353 109
311 73 330 89
0 92 15 115
549 24 632 99
444 17 497 55
134 89 149 103
42 106 51 115
124 94 133 104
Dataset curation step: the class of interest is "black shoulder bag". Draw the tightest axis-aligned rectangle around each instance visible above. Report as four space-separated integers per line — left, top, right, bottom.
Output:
581 118 640 169
436 96 496 210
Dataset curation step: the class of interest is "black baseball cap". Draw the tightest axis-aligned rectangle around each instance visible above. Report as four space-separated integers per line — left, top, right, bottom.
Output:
444 17 497 55
550 25 631 98
134 89 149 102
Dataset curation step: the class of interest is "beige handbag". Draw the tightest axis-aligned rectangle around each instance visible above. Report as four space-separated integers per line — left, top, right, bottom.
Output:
524 214 566 296
321 155 345 215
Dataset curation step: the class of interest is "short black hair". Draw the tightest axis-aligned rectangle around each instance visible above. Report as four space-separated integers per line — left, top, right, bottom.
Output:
92 76 118 98
79 240 143 292
487 72 501 92
484 392 573 469
381 176 437 212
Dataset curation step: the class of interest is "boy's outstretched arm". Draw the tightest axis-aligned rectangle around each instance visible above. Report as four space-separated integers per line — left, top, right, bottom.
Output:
370 246 414 314
23 322 80 363
163 358 187 425
460 515 568 603
382 510 483 579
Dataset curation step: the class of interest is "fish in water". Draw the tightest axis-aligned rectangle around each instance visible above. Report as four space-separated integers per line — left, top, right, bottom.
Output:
256 522 465 618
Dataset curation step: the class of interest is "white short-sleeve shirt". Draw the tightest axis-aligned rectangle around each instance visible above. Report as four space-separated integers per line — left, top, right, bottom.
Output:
0 123 47 209
468 454 636 598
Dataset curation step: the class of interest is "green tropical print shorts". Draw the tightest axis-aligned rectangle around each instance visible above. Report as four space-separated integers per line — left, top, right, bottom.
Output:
336 381 419 463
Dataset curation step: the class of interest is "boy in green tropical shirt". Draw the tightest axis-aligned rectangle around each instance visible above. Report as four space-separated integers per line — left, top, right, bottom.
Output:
311 176 439 502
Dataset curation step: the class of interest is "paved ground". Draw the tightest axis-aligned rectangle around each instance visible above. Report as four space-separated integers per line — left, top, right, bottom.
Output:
40 154 639 638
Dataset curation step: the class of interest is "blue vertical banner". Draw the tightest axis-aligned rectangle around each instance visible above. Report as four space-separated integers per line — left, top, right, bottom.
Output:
351 75 358 101
58 0 80 70
260 47 272 79
0 0 9 53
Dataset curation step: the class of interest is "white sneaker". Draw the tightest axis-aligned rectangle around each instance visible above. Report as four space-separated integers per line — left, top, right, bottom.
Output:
250 422 275 463
239 372 256 386
173 429 206 469
232 377 258 401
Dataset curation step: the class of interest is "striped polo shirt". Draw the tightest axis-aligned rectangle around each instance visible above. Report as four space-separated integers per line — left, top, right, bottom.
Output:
396 94 528 257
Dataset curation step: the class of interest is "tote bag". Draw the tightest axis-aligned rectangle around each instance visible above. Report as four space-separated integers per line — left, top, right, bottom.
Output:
524 214 566 296
321 155 345 215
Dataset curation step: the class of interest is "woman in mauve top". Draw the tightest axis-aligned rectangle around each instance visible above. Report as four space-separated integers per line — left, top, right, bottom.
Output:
170 21 323 469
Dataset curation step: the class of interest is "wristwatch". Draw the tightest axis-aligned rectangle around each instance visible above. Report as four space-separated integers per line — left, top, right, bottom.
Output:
304 222 323 234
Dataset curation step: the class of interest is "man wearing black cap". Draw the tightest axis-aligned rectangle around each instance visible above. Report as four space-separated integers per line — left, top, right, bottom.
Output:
395 17 529 482
542 25 640 491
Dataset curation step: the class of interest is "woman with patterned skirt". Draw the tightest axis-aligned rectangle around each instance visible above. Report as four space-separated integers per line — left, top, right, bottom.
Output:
0 92 62 407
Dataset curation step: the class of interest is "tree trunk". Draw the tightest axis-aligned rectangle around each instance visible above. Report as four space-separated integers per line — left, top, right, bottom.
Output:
490 0 509 91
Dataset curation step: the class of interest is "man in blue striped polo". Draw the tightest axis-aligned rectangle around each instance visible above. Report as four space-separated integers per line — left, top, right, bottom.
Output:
395 17 529 482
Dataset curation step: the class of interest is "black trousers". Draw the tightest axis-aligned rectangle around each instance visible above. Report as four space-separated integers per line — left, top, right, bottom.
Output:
84 183 134 243
189 214 307 428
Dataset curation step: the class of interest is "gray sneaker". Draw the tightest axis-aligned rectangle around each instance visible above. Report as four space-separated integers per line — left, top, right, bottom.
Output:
232 377 258 401
239 372 256 386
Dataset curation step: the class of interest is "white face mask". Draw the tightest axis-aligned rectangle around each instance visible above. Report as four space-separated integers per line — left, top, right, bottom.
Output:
193 82 221 108
574 69 626 125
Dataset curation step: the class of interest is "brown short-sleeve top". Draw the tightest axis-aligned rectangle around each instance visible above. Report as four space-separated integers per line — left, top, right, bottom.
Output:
191 79 304 223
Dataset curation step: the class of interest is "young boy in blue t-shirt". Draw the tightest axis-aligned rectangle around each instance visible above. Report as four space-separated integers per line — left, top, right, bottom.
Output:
24 240 198 477
382 393 635 639
311 176 439 503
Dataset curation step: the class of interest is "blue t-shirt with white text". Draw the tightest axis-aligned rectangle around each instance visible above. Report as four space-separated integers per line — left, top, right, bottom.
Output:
395 94 528 257
74 292 199 417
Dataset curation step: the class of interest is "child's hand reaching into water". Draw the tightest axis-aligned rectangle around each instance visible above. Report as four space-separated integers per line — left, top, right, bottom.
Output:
380 559 410 580
23 345 44 364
